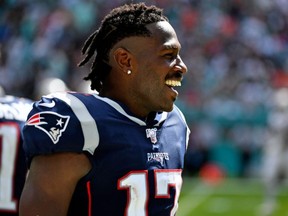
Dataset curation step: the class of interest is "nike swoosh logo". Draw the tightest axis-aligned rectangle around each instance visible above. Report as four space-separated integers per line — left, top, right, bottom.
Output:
39 100 56 108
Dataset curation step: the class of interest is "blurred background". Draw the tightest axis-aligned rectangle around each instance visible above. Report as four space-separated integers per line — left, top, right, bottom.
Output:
1 0 288 215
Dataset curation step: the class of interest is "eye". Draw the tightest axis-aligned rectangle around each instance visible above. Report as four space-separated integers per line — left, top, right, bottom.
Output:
164 53 176 60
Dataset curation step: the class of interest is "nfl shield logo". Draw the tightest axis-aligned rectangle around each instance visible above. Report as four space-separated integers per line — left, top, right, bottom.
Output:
146 128 157 144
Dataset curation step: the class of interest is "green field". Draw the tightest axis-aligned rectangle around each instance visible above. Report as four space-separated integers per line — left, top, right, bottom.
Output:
178 177 288 216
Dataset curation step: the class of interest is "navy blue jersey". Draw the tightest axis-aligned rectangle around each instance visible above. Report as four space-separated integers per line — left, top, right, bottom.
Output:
23 92 190 216
0 96 33 216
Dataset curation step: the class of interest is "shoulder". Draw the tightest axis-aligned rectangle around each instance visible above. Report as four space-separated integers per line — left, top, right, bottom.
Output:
169 104 189 126
23 92 100 161
33 91 97 109
171 104 191 146
29 92 103 119
27 91 101 135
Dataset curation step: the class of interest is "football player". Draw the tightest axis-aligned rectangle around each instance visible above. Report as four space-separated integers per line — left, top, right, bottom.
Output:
0 95 32 215
20 3 190 216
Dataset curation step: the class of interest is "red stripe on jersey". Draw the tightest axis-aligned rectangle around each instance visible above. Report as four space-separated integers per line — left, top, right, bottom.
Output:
86 181 92 216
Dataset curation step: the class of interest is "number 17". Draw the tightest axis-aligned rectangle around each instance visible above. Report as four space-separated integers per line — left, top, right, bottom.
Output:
118 169 182 216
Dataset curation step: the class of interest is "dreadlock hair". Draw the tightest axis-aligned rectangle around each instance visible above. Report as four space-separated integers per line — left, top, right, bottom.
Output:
78 2 168 92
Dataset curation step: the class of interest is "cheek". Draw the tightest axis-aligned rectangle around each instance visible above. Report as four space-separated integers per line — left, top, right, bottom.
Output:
135 76 154 93
134 63 166 93
142 72 163 89
133 73 161 98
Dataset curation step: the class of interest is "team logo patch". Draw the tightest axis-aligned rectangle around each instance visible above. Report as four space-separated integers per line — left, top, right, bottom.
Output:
26 111 70 144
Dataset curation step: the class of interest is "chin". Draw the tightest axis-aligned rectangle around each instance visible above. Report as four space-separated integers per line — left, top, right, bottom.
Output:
160 104 174 112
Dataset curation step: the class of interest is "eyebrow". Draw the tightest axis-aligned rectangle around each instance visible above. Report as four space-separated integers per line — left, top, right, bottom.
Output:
162 43 181 51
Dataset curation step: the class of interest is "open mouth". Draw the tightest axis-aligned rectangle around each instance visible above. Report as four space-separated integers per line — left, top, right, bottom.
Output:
165 80 181 98
165 80 181 87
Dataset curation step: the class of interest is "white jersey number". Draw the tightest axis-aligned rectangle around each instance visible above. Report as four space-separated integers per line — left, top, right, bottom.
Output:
0 123 20 212
118 169 182 216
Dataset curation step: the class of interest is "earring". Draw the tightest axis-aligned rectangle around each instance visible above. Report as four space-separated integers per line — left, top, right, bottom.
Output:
127 70 132 75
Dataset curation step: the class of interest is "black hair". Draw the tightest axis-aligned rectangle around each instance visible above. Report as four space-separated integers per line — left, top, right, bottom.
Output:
78 2 168 92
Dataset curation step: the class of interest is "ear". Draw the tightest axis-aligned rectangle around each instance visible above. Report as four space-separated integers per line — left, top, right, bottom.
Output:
113 47 132 72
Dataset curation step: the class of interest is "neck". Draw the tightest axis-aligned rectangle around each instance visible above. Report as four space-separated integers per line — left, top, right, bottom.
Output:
99 90 151 118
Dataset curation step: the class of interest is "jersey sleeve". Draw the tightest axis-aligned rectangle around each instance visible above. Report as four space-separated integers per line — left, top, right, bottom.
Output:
22 92 99 166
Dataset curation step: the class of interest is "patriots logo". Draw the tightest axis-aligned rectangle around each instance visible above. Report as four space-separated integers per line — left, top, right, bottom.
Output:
26 111 70 144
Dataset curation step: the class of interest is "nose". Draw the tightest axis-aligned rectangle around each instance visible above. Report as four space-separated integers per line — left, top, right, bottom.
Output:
174 55 187 74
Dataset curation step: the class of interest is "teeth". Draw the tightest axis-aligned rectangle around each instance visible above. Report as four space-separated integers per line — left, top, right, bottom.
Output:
165 80 181 87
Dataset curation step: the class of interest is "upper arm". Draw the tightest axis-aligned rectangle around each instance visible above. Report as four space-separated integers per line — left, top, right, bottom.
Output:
19 152 91 216
23 92 100 165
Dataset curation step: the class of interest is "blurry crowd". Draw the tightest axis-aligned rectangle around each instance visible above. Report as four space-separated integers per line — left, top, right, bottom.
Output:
1 0 288 178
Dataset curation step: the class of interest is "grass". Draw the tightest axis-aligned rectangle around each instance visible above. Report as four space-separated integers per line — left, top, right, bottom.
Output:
178 176 288 216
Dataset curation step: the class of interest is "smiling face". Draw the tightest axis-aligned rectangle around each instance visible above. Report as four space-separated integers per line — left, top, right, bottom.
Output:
106 21 187 117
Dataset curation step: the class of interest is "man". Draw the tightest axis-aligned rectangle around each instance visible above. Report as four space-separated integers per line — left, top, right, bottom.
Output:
0 95 32 215
260 87 288 216
20 3 190 216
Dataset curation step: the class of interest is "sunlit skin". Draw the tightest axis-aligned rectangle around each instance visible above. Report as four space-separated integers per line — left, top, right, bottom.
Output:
102 21 188 118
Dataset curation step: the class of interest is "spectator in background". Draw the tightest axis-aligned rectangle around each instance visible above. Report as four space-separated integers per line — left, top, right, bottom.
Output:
260 87 288 216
